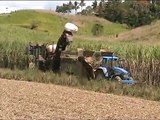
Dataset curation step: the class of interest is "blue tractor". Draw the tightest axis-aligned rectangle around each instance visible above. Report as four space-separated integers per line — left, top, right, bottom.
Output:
94 55 137 84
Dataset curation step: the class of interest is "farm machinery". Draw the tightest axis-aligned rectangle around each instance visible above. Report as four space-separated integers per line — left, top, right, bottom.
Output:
26 43 137 84
94 55 137 84
26 22 137 84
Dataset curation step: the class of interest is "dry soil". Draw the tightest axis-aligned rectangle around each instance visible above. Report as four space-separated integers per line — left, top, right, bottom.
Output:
1 79 160 120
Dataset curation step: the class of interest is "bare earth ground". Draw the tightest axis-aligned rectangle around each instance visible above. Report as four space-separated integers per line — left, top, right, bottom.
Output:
1 79 160 120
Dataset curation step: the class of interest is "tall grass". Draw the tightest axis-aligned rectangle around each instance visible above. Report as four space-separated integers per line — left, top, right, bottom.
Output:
0 24 54 69
0 24 159 85
0 29 159 85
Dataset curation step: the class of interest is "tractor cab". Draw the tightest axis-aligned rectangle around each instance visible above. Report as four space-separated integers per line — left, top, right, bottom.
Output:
102 56 119 68
95 55 137 84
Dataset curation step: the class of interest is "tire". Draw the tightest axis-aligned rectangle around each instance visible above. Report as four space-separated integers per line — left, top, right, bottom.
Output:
129 77 133 80
95 70 105 80
114 76 122 82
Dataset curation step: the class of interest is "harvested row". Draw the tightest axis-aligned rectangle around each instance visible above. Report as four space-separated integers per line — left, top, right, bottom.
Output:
1 78 160 119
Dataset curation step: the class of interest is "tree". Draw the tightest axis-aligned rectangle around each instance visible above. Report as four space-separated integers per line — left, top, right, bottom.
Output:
68 0 75 13
74 1 79 14
91 23 104 36
98 2 103 17
101 0 105 4
56 2 74 14
81 6 94 15
80 0 85 13
94 0 160 27
108 0 121 2
92 0 97 11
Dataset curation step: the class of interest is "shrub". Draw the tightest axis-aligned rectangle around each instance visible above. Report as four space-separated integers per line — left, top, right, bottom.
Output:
30 20 38 30
91 23 104 36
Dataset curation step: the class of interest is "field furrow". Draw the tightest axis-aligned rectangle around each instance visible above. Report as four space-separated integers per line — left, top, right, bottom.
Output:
1 79 160 119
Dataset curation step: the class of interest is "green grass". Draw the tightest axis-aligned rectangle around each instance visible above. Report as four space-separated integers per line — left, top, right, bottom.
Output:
0 10 128 37
0 24 53 44
0 10 66 38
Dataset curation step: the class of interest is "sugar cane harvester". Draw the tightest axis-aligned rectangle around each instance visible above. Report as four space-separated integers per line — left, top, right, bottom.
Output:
52 23 78 72
27 23 78 72
27 22 96 79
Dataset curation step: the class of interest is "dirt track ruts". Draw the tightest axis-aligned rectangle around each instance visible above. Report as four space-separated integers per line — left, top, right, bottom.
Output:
0 78 160 119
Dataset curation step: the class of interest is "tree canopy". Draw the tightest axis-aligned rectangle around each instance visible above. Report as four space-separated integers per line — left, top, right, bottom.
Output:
55 0 160 27
93 0 160 27
56 1 74 14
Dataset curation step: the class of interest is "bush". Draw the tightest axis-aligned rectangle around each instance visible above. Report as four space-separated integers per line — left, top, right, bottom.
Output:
91 23 104 36
30 20 38 30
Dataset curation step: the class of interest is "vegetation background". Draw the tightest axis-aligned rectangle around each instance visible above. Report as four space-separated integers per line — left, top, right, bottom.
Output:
0 0 160 101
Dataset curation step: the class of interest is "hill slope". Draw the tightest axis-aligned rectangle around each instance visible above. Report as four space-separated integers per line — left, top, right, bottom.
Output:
116 20 160 45
0 10 128 38
1 78 160 119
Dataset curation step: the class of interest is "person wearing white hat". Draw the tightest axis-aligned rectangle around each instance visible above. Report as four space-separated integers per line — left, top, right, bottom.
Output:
52 22 78 72
64 22 78 33
64 22 78 46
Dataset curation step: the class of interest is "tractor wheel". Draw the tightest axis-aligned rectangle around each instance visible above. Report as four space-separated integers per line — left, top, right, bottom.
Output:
129 77 133 80
114 76 122 82
95 70 105 80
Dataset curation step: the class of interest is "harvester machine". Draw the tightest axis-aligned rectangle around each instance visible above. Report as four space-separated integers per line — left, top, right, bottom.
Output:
26 43 137 84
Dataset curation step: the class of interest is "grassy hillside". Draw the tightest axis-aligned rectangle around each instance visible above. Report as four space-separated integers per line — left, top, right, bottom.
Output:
0 25 52 44
1 10 159 45
0 10 158 43
0 10 128 40
116 20 160 45
0 10 66 39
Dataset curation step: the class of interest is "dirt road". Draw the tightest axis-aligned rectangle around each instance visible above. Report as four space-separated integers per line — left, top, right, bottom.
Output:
0 79 160 119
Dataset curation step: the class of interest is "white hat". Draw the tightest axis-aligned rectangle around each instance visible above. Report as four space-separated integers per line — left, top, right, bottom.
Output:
64 23 78 33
